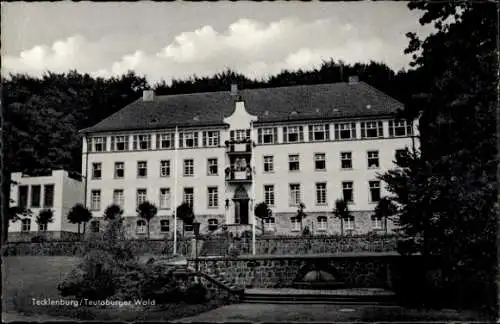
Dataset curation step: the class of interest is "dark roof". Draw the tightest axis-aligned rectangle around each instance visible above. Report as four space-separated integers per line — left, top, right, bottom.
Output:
81 82 403 134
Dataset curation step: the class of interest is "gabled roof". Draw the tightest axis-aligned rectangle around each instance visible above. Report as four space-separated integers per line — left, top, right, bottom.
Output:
81 81 403 134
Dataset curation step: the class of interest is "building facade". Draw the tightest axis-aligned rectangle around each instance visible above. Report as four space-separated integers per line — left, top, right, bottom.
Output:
8 170 84 241
81 78 419 239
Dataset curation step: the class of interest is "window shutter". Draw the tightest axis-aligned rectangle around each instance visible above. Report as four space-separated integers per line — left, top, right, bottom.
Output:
133 136 137 150
283 127 288 143
388 121 394 137
299 126 304 141
334 124 339 139
325 124 330 140
406 121 413 135
360 122 365 138
202 131 207 147
194 132 199 147
103 138 107 151
110 137 115 151
246 129 250 139
179 133 184 148
378 121 383 137
352 123 357 138
258 129 263 144
273 128 278 143
156 134 160 149
230 130 235 141
308 125 313 141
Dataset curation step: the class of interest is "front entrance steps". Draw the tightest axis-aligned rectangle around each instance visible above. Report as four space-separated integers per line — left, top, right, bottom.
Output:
243 288 397 305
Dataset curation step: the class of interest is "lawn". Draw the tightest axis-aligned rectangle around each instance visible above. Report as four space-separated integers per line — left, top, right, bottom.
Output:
2 256 230 321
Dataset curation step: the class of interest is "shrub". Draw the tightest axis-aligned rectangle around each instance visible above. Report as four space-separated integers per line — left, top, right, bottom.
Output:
184 282 208 304
140 264 182 304
31 235 46 243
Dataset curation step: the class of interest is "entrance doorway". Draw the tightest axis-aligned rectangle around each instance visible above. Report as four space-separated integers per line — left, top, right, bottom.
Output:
234 199 249 225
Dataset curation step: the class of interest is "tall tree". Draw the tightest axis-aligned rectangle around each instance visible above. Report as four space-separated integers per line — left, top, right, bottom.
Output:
137 201 158 240
373 197 398 234
67 203 93 238
295 202 307 233
254 202 271 235
103 204 124 221
176 202 195 238
333 199 350 236
36 209 54 232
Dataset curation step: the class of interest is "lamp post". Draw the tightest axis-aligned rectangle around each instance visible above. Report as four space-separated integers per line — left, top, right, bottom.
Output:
193 221 201 272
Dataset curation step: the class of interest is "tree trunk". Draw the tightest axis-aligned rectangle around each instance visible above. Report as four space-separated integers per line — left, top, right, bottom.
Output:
77 223 81 237
340 219 344 236
384 217 388 235
147 221 150 240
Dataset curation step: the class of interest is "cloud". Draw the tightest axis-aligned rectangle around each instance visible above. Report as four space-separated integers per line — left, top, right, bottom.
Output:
3 17 420 83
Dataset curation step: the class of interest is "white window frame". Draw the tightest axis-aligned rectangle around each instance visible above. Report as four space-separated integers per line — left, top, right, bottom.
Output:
262 128 275 144
159 188 171 210
291 217 300 232
316 183 327 205
160 219 170 232
289 183 301 206
235 130 247 141
113 189 124 208
183 132 197 148
91 137 106 152
111 135 129 152
264 185 275 207
114 162 125 179
92 163 102 180
311 125 327 141
136 189 147 207
21 219 31 232
207 158 218 176
372 216 383 230
264 217 276 231
288 154 300 172
361 121 384 139
336 123 356 140
30 185 41 208
136 220 147 234
183 187 194 207
344 216 355 230
367 151 379 169
206 131 220 147
314 153 326 171
208 187 218 208
184 159 194 177
157 133 174 149
342 182 354 203
263 156 274 173
133 134 152 150
389 120 413 137
160 160 171 177
369 181 381 203
43 184 54 208
341 152 353 169
208 218 219 231
317 216 328 231
137 161 148 178
286 126 300 143
91 190 101 211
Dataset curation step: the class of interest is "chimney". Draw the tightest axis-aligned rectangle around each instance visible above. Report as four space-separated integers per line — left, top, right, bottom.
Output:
230 84 238 96
143 89 155 102
348 76 359 84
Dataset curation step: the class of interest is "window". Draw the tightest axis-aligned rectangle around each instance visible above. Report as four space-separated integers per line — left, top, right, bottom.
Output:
91 137 106 152
160 160 170 177
264 217 276 231
113 189 124 207
136 220 147 234
157 132 174 149
114 162 125 179
258 127 278 144
91 190 101 211
309 124 329 141
30 185 41 208
208 219 218 231
203 131 220 147
264 185 275 206
263 156 274 173
160 220 170 232
231 129 249 142
361 121 384 138
92 163 102 179
133 134 152 150
316 183 327 205
389 120 413 137
159 188 171 209
314 153 326 171
334 123 357 140
344 216 355 230
291 217 300 232
288 155 300 171
207 158 218 176
184 159 194 177
289 184 301 206
283 126 304 143
18 185 28 209
342 182 353 203
317 216 328 231
371 216 382 230
180 131 198 148
208 187 218 208
90 220 100 233
111 135 129 151
136 189 147 207
21 219 31 232
43 184 54 208
367 151 379 168
137 161 147 178
341 152 352 169
38 223 47 231
369 181 381 203
183 188 194 207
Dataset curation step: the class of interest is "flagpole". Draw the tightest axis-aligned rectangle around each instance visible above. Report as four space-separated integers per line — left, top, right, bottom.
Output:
173 126 179 255
250 121 256 255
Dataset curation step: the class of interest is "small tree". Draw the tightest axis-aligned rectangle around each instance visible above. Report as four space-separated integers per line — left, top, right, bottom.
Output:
36 209 54 231
67 204 93 239
254 202 271 235
103 204 124 221
176 202 195 238
374 197 398 234
296 202 307 232
333 199 350 236
137 201 158 240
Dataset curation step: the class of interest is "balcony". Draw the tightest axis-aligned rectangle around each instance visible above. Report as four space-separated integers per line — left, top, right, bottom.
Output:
225 168 253 184
225 139 254 154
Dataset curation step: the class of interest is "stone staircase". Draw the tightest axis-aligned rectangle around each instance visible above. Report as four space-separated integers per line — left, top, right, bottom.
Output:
203 268 244 292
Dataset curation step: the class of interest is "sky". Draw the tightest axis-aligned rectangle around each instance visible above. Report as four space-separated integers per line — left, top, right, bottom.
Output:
1 2 434 84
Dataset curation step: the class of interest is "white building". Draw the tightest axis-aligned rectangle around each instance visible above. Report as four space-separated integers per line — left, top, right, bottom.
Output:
8 170 84 241
80 78 419 239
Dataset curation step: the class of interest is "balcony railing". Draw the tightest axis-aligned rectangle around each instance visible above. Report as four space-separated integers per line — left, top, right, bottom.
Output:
225 169 253 183
225 139 254 154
